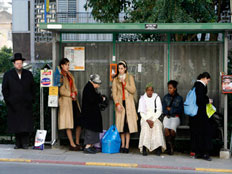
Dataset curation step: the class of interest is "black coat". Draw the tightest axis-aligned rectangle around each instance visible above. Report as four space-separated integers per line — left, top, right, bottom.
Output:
2 68 34 133
81 81 103 132
189 81 212 154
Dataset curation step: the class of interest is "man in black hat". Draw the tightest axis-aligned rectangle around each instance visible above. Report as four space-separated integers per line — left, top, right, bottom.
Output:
2 53 35 149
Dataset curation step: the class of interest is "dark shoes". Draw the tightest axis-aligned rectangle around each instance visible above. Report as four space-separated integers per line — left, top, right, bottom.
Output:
142 146 147 156
195 154 212 161
84 147 97 154
14 144 29 149
120 147 129 153
155 147 162 156
14 145 21 149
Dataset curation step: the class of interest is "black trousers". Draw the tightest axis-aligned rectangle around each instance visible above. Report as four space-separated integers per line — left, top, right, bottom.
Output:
15 132 29 147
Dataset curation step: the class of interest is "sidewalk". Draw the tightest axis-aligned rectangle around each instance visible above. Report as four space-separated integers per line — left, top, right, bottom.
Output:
0 144 232 173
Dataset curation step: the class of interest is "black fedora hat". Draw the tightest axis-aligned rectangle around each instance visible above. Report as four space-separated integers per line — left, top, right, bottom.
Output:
11 53 26 62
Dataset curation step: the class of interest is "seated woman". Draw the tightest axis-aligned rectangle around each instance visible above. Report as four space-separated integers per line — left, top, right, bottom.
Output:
162 80 183 155
138 83 166 156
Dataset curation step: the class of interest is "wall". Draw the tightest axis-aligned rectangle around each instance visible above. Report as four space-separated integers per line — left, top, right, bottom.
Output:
59 42 223 133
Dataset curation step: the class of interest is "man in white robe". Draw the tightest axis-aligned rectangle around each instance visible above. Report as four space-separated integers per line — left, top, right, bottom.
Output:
138 84 166 156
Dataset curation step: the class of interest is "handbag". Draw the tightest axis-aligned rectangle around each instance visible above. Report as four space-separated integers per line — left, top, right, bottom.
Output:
154 95 165 122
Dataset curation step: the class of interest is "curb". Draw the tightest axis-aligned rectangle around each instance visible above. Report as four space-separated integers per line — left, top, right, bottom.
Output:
1 158 232 173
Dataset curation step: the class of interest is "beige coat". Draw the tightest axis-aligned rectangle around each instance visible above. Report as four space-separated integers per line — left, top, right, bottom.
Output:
112 73 138 133
58 72 81 130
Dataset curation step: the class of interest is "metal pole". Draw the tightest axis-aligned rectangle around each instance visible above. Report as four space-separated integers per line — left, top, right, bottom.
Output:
40 86 44 130
224 32 228 150
51 32 59 145
230 0 232 23
30 0 35 69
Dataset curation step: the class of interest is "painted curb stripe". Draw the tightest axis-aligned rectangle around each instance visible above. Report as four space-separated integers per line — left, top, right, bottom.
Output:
86 162 138 168
0 158 31 163
31 160 85 166
1 158 232 173
138 164 195 171
196 168 232 173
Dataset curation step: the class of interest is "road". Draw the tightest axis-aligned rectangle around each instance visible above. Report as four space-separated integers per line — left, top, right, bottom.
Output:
0 162 220 174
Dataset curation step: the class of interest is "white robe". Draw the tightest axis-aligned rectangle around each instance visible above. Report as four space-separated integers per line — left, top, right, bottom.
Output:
138 93 166 152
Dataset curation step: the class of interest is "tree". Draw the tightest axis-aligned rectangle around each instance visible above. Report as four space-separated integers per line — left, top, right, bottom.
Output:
0 46 13 73
84 0 131 23
85 0 230 41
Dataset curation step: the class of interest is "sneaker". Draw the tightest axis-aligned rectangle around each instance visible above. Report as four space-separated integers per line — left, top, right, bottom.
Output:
84 147 96 154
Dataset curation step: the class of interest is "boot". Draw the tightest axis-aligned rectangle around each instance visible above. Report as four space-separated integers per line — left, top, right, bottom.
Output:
165 135 172 155
155 146 162 156
142 146 147 156
169 135 175 155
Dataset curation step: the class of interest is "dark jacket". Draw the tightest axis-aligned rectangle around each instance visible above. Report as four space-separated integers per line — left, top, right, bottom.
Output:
190 81 212 153
2 68 34 133
81 81 103 132
162 93 183 117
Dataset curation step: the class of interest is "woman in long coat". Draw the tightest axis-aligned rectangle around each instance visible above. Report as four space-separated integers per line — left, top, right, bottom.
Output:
112 60 138 153
58 58 82 151
81 74 104 154
190 72 213 161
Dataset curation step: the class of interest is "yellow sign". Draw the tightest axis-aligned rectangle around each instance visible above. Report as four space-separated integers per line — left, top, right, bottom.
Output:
49 86 58 96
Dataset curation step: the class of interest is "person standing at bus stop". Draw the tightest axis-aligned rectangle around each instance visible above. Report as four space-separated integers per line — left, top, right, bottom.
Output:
2 53 35 149
112 60 138 153
190 72 213 161
58 58 82 151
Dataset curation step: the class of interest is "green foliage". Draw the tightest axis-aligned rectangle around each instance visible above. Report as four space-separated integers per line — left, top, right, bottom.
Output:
0 46 13 73
85 0 219 23
127 0 216 23
84 0 131 22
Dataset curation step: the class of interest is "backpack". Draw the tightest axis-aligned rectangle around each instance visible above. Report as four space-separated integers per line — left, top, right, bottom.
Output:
184 87 198 117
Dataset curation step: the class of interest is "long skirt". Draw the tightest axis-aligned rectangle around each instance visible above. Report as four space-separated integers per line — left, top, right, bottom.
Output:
84 129 100 145
138 119 166 152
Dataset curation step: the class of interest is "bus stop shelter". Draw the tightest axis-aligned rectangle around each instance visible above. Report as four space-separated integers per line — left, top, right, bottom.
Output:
39 23 232 157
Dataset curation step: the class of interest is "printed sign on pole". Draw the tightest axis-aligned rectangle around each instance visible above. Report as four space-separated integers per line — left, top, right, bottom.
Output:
40 70 53 87
48 86 58 107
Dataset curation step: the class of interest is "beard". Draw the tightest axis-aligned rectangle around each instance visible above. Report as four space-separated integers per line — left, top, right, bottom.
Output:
15 68 22 73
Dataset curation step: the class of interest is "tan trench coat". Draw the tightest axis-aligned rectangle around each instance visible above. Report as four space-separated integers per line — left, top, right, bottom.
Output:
58 72 81 130
112 73 138 133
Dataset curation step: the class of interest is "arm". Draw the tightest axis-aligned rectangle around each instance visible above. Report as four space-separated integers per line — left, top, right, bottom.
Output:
162 95 169 115
59 85 71 97
152 96 162 121
124 75 136 94
195 84 209 107
170 96 184 115
112 78 120 105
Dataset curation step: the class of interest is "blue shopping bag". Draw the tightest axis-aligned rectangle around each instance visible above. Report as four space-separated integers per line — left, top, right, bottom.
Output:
101 125 121 154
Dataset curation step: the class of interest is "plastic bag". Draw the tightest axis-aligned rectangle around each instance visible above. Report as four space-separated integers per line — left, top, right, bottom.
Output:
206 104 216 118
94 130 106 149
33 130 47 150
102 125 121 154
